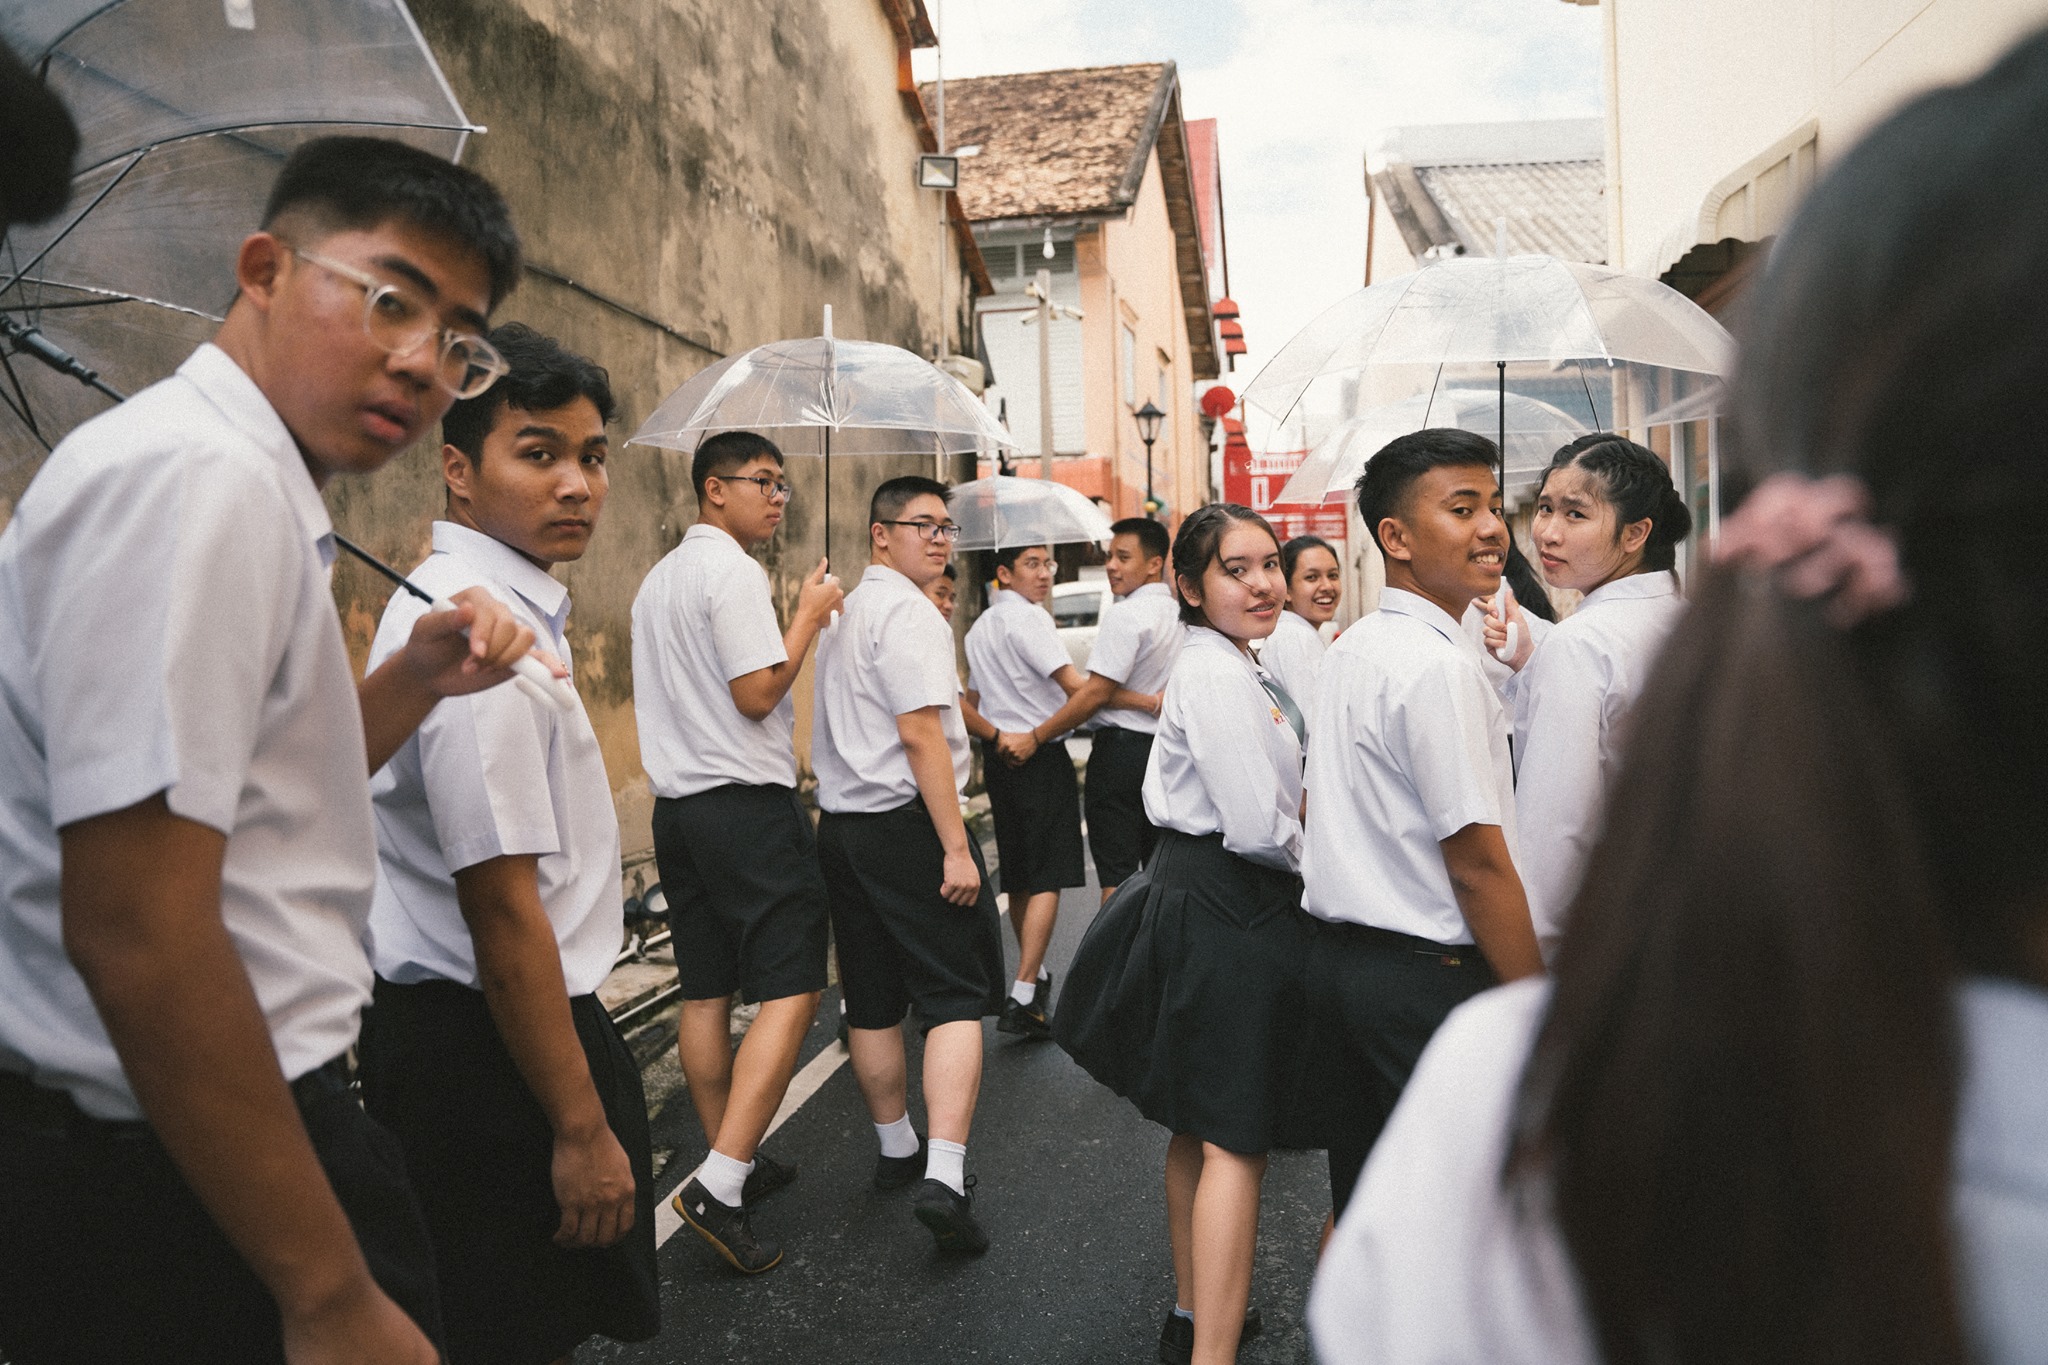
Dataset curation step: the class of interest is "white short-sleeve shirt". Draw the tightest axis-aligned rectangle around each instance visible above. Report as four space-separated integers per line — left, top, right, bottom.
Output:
1301 587 1516 943
1310 974 2048 1365
1142 626 1303 872
1085 582 1183 734
366 522 623 998
1507 571 1682 951
964 588 1071 734
1256 609 1327 723
0 344 377 1119
813 565 962 814
631 524 794 797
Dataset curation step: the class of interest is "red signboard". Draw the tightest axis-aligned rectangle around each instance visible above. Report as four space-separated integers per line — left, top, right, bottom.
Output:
1222 445 1348 543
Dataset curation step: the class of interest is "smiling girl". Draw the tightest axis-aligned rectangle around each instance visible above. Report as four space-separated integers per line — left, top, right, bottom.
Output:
1260 535 1342 720
1484 435 1691 956
1056 504 1310 1365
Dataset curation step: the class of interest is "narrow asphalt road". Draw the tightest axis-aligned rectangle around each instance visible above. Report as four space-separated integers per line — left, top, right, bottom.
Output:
585 869 1326 1365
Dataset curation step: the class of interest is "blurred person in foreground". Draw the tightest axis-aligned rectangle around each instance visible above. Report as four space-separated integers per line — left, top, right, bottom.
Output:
1311 28 2048 1365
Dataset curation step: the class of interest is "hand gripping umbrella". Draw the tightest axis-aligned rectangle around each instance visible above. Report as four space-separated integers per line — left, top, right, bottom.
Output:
1272 389 1591 509
1243 253 1734 500
628 306 1019 558
0 0 478 475
947 474 1113 553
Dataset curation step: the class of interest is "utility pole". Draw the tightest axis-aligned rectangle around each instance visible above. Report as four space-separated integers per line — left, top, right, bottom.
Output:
1035 266 1054 480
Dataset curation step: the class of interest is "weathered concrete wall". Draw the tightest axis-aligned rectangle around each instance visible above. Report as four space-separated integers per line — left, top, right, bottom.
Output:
323 0 980 858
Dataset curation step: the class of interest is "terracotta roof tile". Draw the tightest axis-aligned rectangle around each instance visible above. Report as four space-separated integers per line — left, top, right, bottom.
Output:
923 64 1172 222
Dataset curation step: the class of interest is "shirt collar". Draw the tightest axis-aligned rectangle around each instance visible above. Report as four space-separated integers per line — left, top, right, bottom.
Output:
684 522 742 552
1579 569 1679 611
861 563 918 595
178 343 335 566
1127 581 1171 602
991 587 1035 610
431 520 570 628
1376 586 1466 643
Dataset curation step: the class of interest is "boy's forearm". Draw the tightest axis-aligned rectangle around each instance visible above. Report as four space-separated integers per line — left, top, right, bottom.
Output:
358 656 440 776
1441 824 1544 981
900 718 970 853
1035 673 1117 740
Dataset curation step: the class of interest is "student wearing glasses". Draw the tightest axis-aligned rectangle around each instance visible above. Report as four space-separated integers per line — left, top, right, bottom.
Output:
629 431 843 1275
0 137 538 1363
813 477 1004 1256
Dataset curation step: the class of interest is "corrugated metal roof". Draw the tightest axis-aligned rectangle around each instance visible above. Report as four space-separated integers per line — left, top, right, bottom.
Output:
1417 159 1606 263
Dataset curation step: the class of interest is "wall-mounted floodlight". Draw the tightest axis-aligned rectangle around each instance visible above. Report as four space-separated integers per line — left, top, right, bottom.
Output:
918 154 960 190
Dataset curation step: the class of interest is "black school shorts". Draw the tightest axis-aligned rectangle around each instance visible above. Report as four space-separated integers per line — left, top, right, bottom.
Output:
979 737 1086 895
653 783 831 1003
816 798 1005 1031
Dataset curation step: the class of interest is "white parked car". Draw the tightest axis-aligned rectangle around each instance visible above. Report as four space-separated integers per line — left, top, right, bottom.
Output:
1050 579 1112 670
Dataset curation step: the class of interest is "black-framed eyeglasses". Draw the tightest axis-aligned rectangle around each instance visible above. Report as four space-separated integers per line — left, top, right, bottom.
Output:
878 518 962 544
289 248 508 399
713 472 793 500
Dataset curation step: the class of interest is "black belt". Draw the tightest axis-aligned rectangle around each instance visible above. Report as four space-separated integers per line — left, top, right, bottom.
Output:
1318 918 1481 963
0 1053 352 1141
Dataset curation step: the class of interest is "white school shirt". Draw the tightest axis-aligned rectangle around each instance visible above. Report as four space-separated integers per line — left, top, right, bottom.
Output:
813 565 962 814
1086 582 1183 734
1257 609 1326 722
1301 587 1516 943
1309 975 2048 1365
631 523 794 797
964 588 1070 734
1141 626 1303 872
1507 572 1682 952
367 522 622 998
0 344 377 1119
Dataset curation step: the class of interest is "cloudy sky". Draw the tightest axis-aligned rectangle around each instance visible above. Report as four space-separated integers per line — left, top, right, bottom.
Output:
912 0 1604 390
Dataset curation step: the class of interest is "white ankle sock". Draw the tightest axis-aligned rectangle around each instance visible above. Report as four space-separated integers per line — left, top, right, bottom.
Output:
925 1138 967 1194
1009 978 1037 1006
696 1149 752 1208
875 1113 920 1159
1172 1306 1193 1322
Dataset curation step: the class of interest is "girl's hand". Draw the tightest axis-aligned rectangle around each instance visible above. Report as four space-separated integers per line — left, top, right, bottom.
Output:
1482 592 1535 672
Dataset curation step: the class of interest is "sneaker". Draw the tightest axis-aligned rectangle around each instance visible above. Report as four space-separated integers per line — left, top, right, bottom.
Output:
912 1176 989 1255
1157 1307 1265 1364
673 1178 783 1274
1032 971 1054 1011
997 995 1052 1040
872 1134 929 1192
742 1150 798 1206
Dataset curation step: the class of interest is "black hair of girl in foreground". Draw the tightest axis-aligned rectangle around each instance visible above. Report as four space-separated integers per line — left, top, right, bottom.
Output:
1510 28 2048 1365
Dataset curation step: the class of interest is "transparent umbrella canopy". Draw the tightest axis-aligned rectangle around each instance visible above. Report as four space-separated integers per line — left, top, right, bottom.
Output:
947 475 1113 553
1273 390 1591 508
0 0 476 480
629 317 1019 546
1243 254 1735 494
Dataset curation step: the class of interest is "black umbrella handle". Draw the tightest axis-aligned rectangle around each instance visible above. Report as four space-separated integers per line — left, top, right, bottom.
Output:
1 317 125 402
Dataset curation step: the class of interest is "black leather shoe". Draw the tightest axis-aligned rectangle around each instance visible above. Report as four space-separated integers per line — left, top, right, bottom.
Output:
873 1134 928 1191
1157 1306 1265 1363
742 1150 797 1206
912 1176 989 1255
997 996 1052 1040
674 1178 783 1274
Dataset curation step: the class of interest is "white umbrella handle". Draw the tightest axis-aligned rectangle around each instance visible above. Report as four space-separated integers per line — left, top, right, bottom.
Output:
1494 581 1519 663
430 597 576 711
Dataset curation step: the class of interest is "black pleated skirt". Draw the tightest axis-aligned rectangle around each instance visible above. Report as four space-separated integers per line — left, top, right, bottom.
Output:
1053 829 1316 1155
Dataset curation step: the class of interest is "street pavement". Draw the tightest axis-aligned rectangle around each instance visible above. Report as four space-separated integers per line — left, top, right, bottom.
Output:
586 871 1326 1365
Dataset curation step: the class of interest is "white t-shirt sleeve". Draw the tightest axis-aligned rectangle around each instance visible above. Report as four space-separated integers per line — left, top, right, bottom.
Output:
710 559 789 683
878 597 960 717
41 452 300 834
1085 604 1143 685
1397 652 1507 842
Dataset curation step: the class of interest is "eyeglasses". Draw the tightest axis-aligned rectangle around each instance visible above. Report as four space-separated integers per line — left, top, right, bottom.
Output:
291 249 510 400
878 518 962 544
714 472 793 500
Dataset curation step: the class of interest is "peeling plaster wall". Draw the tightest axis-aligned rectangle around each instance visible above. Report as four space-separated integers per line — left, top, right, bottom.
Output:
323 0 979 858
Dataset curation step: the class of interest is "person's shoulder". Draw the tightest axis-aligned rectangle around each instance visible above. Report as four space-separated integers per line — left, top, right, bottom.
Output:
44 373 284 501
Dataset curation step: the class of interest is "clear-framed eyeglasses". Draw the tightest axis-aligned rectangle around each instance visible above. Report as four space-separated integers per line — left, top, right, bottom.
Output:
878 518 963 543
291 249 510 400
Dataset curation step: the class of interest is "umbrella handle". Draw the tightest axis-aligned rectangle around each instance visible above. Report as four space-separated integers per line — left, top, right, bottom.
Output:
1492 582 1520 663
430 597 576 712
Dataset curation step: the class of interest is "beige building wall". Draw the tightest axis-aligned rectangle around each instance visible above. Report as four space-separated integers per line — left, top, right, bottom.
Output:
1363 185 1421 285
1600 0 2048 277
324 0 981 860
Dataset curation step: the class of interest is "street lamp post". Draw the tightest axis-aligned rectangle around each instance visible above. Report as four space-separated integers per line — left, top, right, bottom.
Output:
1134 399 1165 519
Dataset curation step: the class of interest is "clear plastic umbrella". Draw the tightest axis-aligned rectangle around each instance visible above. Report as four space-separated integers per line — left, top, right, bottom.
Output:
947 475 1113 552
1243 254 1734 494
629 310 1019 544
1273 390 1591 507
0 0 476 476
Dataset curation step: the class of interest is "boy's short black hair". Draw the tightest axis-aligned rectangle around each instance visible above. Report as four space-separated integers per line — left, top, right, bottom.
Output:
262 136 522 308
442 323 614 462
692 431 784 498
1355 427 1501 555
993 543 1050 576
869 475 951 525
1110 516 1170 562
940 562 957 581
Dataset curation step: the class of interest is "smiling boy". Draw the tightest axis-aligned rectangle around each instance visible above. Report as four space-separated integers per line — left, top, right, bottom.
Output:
0 137 534 1363
1299 428 1544 1220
